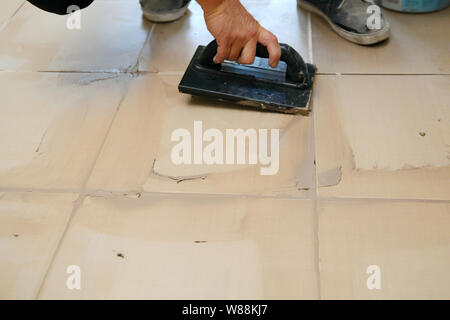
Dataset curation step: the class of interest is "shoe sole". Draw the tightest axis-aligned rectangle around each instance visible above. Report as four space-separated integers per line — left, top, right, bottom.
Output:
298 0 390 45
142 7 188 23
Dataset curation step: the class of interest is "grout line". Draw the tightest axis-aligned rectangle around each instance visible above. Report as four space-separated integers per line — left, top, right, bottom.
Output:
313 196 450 204
36 70 157 75
0 186 449 203
0 187 81 194
157 71 185 75
131 23 156 73
1 70 448 77
0 69 182 76
77 75 132 191
0 1 26 32
1 69 447 76
33 78 133 299
34 194 87 299
316 72 450 76
307 12 314 64
0 69 156 74
85 190 315 201
310 107 321 298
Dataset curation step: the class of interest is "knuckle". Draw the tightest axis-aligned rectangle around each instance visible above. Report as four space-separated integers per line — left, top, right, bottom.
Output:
242 32 251 41
249 29 258 39
269 35 278 45
217 51 227 59
220 35 230 45
217 45 227 54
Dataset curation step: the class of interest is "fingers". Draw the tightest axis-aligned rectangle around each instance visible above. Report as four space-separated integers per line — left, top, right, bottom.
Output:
237 39 257 65
229 42 243 61
213 28 280 68
213 42 231 64
258 27 281 68
215 40 249 64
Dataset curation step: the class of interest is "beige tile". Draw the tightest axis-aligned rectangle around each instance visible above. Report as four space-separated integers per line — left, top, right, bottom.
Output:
310 8 450 74
138 0 311 72
0 192 77 299
86 73 316 196
0 1 150 72
0 0 23 29
39 195 317 299
318 199 450 299
0 71 130 190
314 74 450 200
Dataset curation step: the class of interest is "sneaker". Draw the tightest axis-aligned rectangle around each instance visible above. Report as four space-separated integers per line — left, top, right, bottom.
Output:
140 0 191 23
298 0 390 45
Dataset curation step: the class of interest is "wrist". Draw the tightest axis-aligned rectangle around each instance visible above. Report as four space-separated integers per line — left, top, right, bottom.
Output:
197 0 235 16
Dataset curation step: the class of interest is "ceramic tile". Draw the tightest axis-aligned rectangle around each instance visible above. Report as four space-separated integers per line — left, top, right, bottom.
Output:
0 71 130 190
39 195 317 299
0 0 23 29
318 199 450 299
138 0 311 72
314 74 450 200
0 192 78 299
309 8 450 74
0 1 150 72
86 73 316 196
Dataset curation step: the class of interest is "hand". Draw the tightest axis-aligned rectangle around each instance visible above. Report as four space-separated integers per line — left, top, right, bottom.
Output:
197 0 281 67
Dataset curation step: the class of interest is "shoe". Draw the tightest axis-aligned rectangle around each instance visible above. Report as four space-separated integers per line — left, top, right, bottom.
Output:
140 0 191 22
298 0 390 45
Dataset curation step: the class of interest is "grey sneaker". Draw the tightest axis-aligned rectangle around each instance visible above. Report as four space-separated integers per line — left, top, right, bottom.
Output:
140 0 191 22
298 0 390 45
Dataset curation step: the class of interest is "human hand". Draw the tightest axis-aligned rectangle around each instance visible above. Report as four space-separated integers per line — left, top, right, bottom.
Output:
197 0 281 67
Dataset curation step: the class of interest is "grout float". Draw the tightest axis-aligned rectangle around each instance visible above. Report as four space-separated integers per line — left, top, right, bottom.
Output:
171 121 279 176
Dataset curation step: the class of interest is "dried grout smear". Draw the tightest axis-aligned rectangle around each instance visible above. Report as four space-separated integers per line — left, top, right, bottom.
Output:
123 192 141 199
318 166 342 188
151 159 208 184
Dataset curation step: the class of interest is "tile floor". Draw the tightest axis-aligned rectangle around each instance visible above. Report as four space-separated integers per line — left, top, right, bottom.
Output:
0 0 449 299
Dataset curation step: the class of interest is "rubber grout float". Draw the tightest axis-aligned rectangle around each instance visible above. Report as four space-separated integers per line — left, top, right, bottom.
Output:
178 40 317 115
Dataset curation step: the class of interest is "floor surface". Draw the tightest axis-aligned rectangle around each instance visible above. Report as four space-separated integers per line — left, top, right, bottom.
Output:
0 0 449 299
